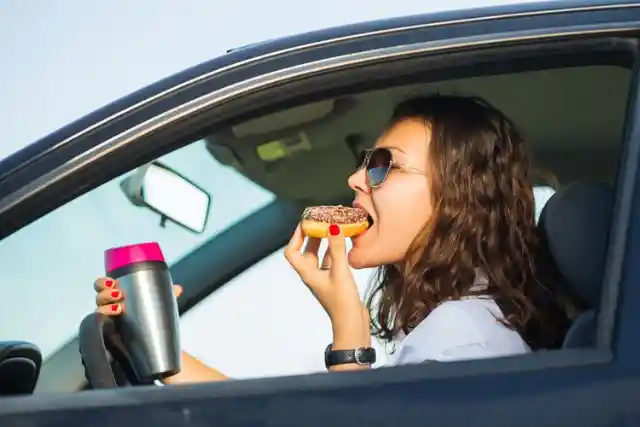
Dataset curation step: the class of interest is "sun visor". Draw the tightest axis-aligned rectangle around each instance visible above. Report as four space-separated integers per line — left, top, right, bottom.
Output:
204 97 358 200
231 100 336 138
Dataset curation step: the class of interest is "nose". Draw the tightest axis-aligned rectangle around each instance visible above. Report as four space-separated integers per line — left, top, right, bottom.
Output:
348 167 369 194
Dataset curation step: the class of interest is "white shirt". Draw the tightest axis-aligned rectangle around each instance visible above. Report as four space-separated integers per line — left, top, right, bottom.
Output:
389 276 531 365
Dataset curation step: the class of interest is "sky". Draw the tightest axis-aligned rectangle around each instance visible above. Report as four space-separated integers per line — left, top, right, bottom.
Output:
0 0 553 382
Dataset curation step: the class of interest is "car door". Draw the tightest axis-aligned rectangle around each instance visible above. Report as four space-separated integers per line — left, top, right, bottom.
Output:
0 3 639 427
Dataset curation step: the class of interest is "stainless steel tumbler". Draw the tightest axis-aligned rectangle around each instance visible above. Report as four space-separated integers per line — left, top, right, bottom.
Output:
104 242 181 381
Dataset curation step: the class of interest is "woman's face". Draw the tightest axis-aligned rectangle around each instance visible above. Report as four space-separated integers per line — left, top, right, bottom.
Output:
348 117 435 269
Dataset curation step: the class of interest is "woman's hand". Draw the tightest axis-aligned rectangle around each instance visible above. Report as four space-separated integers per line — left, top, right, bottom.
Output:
93 277 230 382
284 224 368 344
94 277 183 315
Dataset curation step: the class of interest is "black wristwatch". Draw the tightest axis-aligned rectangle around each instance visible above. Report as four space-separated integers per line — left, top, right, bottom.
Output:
324 344 376 368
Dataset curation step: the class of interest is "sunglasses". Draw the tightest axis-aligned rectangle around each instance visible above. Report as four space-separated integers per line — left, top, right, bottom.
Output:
357 147 428 188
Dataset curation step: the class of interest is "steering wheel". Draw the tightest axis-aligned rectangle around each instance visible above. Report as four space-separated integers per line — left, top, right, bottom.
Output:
78 313 153 389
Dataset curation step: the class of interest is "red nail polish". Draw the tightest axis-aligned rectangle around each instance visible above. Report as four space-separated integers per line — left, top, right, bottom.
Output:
111 291 120 299
105 279 114 288
111 304 119 312
329 224 340 236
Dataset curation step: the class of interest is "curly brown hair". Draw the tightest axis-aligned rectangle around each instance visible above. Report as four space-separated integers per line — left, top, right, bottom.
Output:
365 95 572 351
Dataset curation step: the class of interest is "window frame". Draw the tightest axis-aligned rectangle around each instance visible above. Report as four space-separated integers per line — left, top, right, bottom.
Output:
0 6 637 411
599 55 640 361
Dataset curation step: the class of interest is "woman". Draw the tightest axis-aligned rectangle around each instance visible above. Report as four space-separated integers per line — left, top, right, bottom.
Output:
93 94 571 383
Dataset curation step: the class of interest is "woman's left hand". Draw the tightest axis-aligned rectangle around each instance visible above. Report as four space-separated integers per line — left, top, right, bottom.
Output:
284 223 364 328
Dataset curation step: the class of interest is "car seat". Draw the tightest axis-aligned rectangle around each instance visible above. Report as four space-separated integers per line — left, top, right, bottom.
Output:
537 181 614 348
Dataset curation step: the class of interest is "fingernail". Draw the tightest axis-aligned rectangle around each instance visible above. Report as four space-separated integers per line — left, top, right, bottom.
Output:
329 224 340 236
111 304 119 312
111 291 120 299
105 279 114 288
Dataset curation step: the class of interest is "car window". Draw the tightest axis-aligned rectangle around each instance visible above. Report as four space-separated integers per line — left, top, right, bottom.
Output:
0 140 275 359
179 186 557 379
534 186 556 223
0 119 558 376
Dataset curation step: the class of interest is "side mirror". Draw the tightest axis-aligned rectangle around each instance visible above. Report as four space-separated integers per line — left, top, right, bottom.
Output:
120 162 211 233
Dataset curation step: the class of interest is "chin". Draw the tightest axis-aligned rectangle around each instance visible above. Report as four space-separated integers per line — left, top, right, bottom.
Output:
347 246 384 269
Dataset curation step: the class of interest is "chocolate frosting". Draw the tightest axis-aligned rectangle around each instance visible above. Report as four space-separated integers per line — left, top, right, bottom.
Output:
302 205 368 224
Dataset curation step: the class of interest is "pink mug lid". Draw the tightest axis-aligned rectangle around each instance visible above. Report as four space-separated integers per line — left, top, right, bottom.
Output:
104 242 166 273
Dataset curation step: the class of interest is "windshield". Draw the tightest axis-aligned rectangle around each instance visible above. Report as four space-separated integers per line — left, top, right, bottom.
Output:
0 140 275 358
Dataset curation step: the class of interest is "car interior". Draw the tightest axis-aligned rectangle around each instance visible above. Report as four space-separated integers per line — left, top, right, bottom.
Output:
0 37 632 394
206 64 629 202
203 61 627 348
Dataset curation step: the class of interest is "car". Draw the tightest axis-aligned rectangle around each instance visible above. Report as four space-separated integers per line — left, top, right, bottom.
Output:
0 0 639 425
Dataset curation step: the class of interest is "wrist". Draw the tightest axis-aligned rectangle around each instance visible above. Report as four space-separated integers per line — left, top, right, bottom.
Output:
332 319 367 343
332 324 371 354
331 304 370 345
325 343 375 372
329 300 365 325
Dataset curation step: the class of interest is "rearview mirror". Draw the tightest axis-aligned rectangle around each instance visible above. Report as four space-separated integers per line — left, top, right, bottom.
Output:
120 162 211 233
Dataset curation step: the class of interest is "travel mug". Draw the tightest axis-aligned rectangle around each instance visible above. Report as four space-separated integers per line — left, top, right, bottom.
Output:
104 242 181 381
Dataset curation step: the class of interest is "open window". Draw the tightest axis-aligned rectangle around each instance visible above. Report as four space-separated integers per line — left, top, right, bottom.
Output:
1 32 637 395
176 37 632 377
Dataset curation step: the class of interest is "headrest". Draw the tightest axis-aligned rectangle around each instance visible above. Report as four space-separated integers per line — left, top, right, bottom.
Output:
538 182 614 307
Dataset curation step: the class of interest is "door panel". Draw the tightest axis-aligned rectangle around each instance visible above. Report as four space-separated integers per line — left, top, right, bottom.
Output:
605 62 640 367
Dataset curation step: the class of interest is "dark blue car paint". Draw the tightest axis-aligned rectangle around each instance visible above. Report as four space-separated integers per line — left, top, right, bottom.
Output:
0 1 640 426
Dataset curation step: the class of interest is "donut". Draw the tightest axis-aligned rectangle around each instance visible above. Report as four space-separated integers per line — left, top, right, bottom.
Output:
301 205 370 238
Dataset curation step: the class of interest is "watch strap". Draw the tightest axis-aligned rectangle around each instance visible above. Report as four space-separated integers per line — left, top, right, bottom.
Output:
324 344 376 368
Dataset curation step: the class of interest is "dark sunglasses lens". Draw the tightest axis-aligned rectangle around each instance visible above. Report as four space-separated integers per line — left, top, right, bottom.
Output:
366 148 392 186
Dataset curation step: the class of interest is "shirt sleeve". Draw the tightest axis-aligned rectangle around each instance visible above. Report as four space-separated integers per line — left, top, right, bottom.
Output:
391 301 491 365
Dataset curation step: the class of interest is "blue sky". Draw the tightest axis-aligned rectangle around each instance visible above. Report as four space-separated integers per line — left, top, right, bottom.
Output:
0 0 552 380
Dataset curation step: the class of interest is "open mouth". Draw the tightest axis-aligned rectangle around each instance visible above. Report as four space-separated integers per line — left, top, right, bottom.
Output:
366 214 374 228
352 201 374 234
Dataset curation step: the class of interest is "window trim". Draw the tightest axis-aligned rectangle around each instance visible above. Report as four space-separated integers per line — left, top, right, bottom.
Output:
597 55 640 349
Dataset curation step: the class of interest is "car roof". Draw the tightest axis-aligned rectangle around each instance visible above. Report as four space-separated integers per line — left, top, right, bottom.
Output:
225 0 628 54
0 0 631 182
